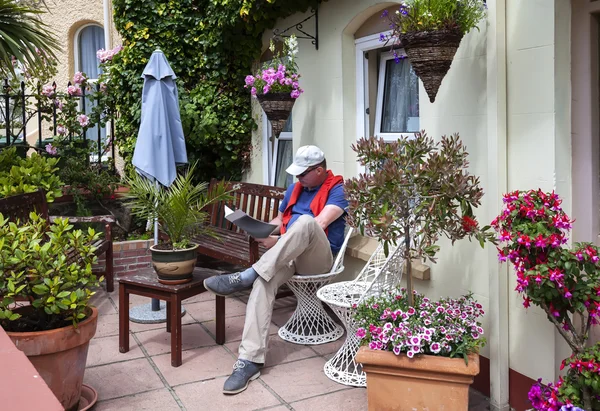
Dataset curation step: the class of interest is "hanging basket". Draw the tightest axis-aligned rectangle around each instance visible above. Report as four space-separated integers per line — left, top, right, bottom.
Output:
400 29 464 103
257 92 295 139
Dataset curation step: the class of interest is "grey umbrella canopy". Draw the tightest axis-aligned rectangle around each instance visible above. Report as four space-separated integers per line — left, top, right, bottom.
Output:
132 49 187 187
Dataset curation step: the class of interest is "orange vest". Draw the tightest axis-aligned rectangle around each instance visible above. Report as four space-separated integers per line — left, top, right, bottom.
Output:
281 170 344 235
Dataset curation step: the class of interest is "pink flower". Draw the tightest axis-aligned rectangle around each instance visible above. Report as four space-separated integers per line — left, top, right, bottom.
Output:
45 143 57 155
263 85 270 94
290 89 300 99
56 125 66 135
356 328 366 338
99 82 108 93
244 75 255 86
41 84 55 98
73 72 86 85
77 114 89 127
67 85 82 96
250 87 257 96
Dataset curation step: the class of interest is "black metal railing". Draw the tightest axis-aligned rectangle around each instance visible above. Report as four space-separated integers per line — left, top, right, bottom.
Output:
0 79 116 167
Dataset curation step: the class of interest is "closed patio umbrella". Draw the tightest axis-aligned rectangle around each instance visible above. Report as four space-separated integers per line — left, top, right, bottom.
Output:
129 49 188 322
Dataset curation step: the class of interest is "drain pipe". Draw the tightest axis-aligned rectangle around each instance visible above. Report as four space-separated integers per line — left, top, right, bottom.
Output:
103 0 112 49
486 0 510 410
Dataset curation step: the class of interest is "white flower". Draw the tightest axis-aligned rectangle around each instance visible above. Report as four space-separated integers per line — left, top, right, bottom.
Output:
286 34 299 57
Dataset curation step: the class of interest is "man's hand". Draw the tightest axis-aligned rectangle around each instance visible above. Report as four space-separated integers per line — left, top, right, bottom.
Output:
255 235 279 249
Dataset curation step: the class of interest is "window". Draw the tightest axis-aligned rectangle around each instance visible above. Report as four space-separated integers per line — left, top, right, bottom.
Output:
272 116 294 188
374 51 420 141
74 25 106 145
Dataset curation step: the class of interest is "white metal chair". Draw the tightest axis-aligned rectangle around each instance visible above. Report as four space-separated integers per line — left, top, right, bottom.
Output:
278 228 354 345
316 241 405 386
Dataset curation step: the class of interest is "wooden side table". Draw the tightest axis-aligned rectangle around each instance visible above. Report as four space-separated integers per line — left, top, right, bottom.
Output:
119 267 226 367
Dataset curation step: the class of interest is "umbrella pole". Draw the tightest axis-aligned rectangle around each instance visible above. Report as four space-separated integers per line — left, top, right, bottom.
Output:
152 181 161 311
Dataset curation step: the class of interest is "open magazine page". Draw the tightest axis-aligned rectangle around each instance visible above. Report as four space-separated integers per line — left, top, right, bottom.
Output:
224 205 278 239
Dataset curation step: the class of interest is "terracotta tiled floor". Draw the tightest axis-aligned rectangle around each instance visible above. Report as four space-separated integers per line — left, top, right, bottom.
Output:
85 280 492 411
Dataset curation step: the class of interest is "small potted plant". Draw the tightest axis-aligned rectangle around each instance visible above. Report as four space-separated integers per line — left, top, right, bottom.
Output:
345 132 495 409
0 212 101 411
244 34 303 139
121 164 231 284
380 0 487 102
493 189 600 410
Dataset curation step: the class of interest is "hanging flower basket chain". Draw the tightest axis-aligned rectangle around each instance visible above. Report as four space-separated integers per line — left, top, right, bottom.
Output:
400 29 464 103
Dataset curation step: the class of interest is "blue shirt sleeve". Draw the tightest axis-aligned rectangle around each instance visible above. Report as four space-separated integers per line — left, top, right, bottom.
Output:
326 184 348 212
278 183 296 213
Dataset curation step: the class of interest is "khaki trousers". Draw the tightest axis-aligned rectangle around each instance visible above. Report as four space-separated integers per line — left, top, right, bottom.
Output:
238 215 333 363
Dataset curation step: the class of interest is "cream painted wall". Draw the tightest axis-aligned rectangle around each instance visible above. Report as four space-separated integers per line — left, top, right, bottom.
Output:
252 0 578 388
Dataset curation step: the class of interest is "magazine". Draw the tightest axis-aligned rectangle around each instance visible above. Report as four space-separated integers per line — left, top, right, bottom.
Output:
224 205 278 239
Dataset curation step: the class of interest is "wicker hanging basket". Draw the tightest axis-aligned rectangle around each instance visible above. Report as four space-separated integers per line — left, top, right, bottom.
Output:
400 29 464 103
257 92 295 139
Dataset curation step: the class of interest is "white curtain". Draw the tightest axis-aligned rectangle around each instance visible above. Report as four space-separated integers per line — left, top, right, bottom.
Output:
274 116 293 188
381 59 419 133
78 25 106 145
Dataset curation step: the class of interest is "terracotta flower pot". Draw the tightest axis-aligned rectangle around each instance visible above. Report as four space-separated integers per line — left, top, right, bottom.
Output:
256 92 295 139
400 29 464 103
151 243 199 284
355 346 480 411
7 307 98 411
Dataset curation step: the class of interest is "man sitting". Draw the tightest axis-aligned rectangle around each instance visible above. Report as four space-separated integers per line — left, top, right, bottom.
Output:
203 145 348 394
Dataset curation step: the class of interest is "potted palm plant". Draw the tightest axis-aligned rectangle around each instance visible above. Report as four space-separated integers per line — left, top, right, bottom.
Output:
0 212 101 411
345 132 496 410
122 164 231 284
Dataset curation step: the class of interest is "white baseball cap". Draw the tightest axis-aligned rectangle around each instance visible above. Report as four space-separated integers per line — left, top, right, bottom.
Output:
285 145 325 176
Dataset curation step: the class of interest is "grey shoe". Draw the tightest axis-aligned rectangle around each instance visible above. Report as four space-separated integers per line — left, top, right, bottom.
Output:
223 359 262 395
203 273 252 297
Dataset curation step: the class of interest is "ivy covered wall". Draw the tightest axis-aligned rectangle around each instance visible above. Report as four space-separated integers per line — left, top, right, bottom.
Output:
111 0 319 180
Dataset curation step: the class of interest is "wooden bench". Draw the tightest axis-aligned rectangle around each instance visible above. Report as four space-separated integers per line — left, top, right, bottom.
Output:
192 179 287 267
0 189 116 292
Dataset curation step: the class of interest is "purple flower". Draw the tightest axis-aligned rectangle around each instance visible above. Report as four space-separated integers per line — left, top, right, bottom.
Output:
381 9 389 17
45 143 57 155
250 87 257 96
290 89 301 99
244 75 255 86
379 33 386 42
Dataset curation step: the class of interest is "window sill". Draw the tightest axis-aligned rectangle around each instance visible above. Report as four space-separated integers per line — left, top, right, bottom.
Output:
345 234 430 280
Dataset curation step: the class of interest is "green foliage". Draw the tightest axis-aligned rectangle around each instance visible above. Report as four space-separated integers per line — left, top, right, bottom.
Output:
110 0 317 181
383 0 487 36
121 164 232 249
0 147 63 201
0 212 100 332
0 0 60 77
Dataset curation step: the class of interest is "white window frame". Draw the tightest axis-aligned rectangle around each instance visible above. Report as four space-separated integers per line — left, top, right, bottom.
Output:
374 50 419 142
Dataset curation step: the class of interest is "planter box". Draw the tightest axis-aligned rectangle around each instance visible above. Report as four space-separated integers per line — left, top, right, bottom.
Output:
355 346 479 411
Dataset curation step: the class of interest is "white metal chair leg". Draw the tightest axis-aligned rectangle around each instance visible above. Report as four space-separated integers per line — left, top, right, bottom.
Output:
278 276 344 345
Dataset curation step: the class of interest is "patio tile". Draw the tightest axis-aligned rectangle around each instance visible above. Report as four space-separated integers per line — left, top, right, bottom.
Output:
203 315 279 342
225 335 317 368
90 292 117 315
273 296 297 310
84 358 164 401
185 298 248 323
185 291 215 303
137 323 216 356
270 306 295 327
129 310 197 333
95 313 120 338
290 387 367 411
88 334 144 367
175 377 281 410
259 357 342 403
309 334 346 356
93 388 180 411
153 345 235 386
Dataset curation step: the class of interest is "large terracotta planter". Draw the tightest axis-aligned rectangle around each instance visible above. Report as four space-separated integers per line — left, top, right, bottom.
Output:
355 346 479 411
7 307 98 411
151 243 199 284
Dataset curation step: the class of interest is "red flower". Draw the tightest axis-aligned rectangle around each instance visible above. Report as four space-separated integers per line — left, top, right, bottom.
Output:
462 215 478 232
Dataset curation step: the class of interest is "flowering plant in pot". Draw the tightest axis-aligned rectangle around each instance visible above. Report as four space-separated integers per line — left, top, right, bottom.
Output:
380 0 487 102
346 132 495 410
492 189 600 410
245 35 303 138
0 212 101 410
121 164 231 284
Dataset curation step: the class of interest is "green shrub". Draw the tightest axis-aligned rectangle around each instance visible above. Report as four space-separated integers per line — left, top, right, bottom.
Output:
0 213 100 332
0 147 63 202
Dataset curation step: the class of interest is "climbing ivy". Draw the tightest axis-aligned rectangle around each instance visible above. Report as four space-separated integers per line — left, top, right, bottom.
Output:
111 0 319 180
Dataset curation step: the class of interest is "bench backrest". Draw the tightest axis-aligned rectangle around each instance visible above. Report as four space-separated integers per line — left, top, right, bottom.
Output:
0 189 49 223
208 179 286 232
